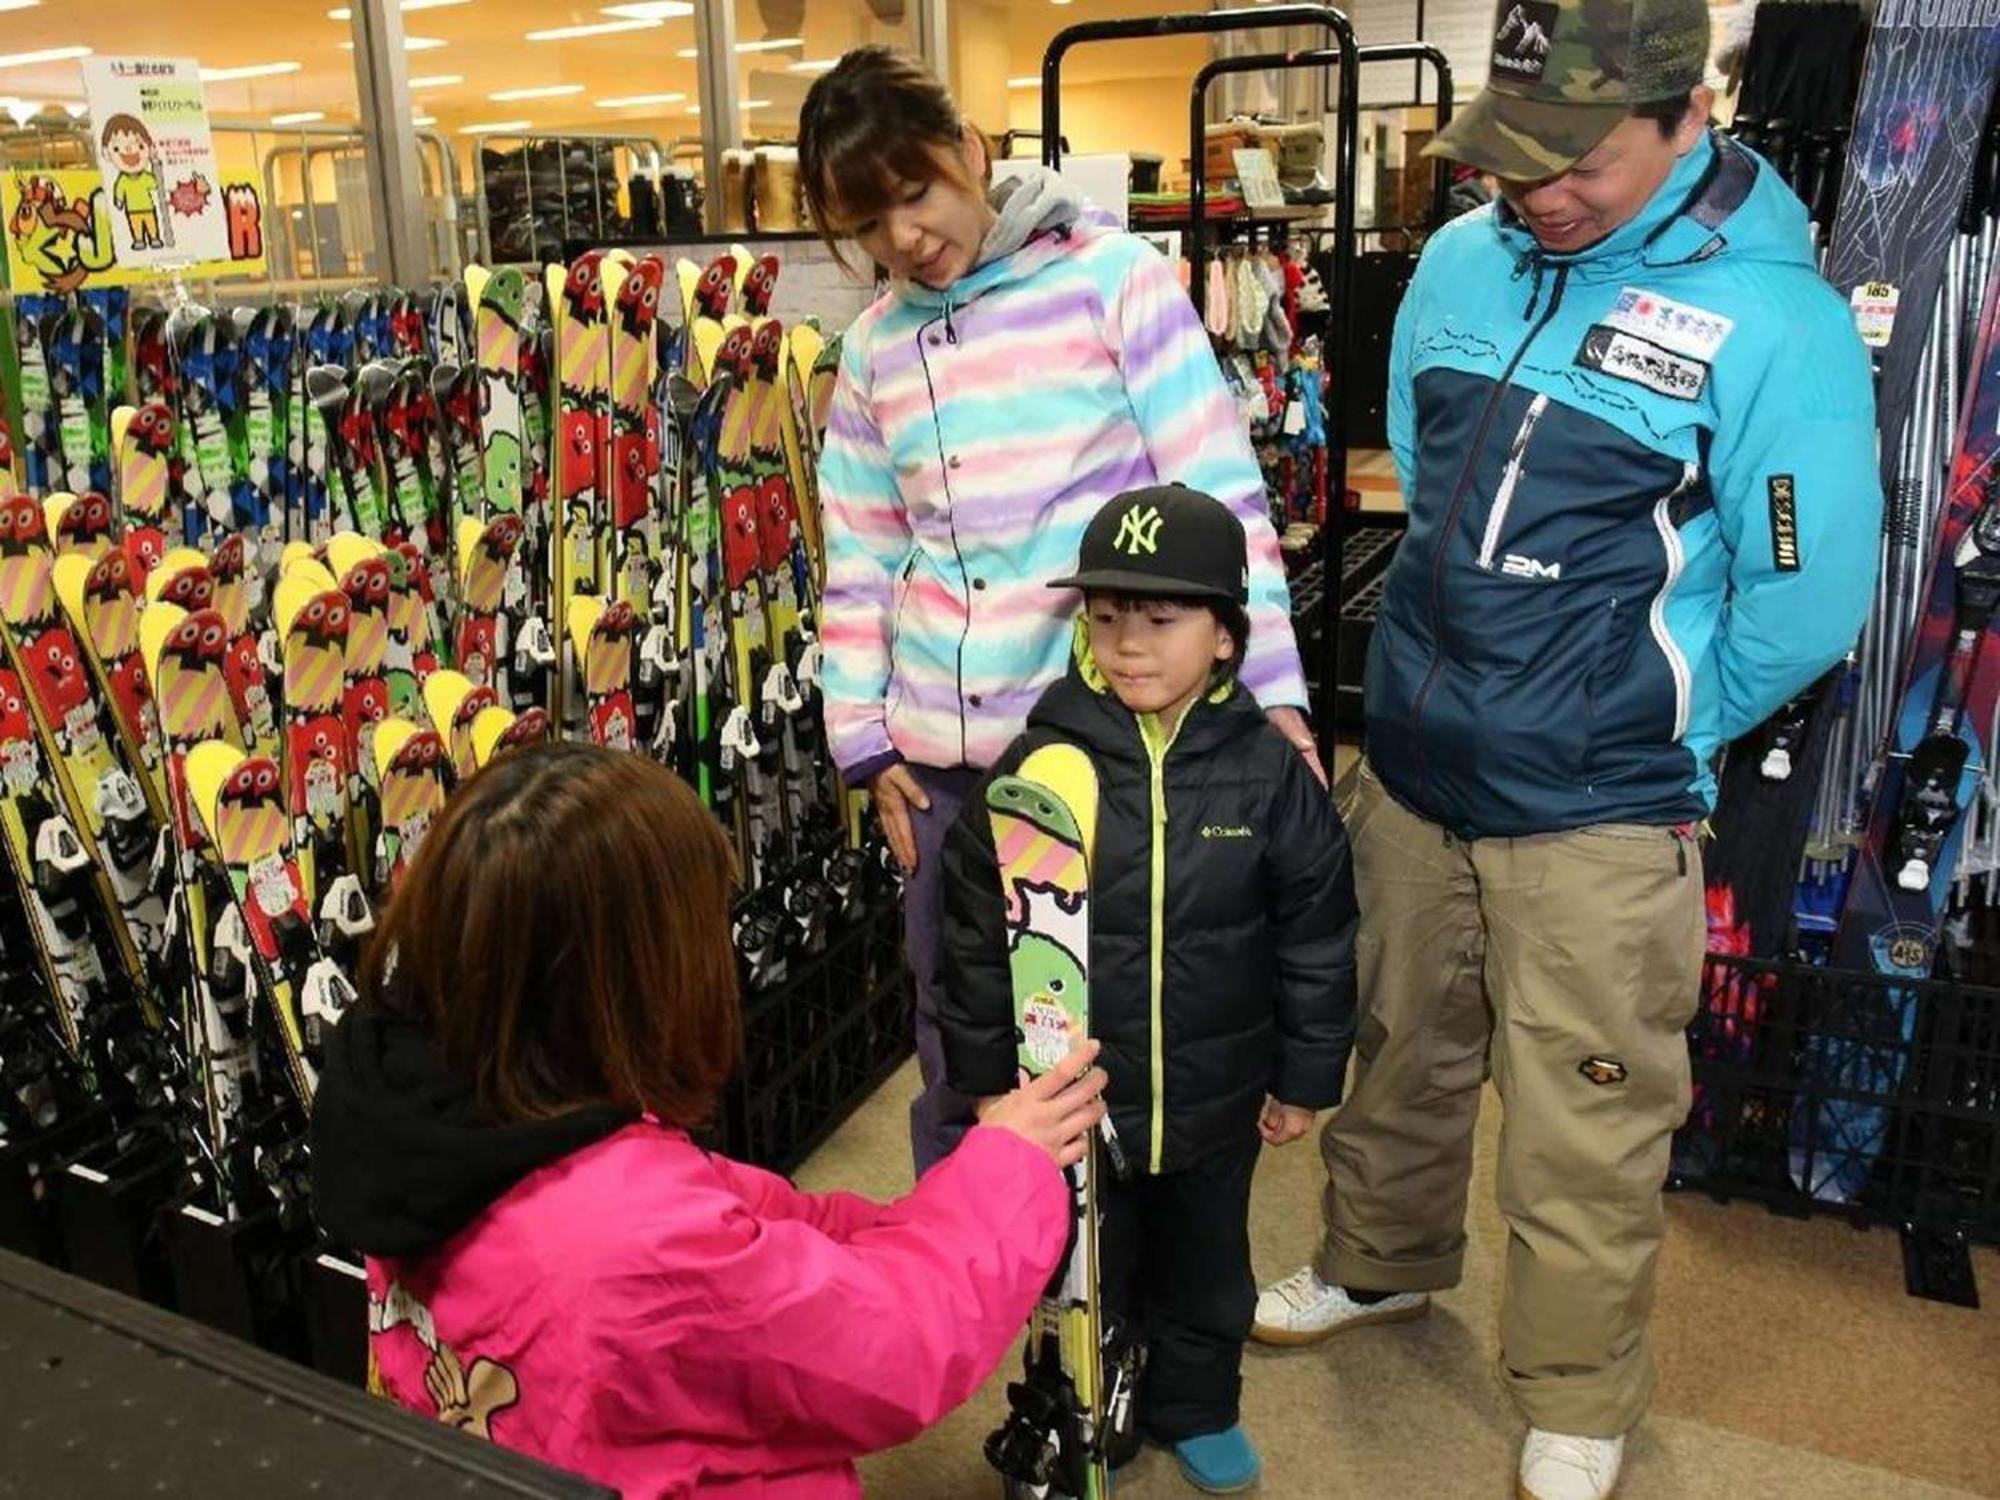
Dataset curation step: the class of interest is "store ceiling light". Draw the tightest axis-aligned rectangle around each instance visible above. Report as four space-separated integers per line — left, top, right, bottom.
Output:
600 1 694 17
490 83 584 101
0 47 89 71
4 99 41 125
675 37 800 58
596 92 686 108
327 0 470 16
62 101 86 118
339 36 448 50
683 100 768 116
270 110 326 125
408 73 463 89
461 118 530 134
787 58 838 74
526 17 660 40
412 112 436 125
0 1 43 13
1006 76 1040 89
199 60 304 82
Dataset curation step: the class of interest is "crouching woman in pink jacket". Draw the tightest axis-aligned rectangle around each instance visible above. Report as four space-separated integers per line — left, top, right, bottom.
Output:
310 742 1104 1498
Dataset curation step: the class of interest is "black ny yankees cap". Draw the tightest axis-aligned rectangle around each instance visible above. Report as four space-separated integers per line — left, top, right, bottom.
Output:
1047 484 1250 605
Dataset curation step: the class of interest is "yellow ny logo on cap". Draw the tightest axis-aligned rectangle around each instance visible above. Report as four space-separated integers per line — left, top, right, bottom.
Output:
1114 503 1164 557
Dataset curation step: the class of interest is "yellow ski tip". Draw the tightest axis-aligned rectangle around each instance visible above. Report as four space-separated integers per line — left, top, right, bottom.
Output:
373 715 423 782
185 739 247 843
455 518 488 575
111 405 135 453
468 705 517 768
1016 743 1101 862
51 553 92 626
273 575 326 638
567 594 605 663
41 493 74 539
139 600 187 679
282 549 340 596
325 532 385 578
422 670 476 737
145 547 210 602
465 263 491 305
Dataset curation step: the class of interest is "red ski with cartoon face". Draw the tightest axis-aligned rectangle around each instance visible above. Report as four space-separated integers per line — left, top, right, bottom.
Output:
614 257 663 341
741 255 780 318
128 402 176 459
611 432 650 530
693 256 736 322
756 474 797 575
584 600 638 751
55 492 115 561
721 484 760 592
20 621 90 736
562 252 608 322
560 410 597 503
154 562 216 614
82 549 154 762
214 757 310 961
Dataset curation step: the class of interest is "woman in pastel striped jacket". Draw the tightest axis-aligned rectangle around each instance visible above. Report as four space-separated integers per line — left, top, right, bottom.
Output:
799 48 1317 1174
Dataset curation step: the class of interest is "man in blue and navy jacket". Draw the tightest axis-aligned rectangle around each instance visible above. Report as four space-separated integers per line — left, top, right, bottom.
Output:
1252 3 1881 1497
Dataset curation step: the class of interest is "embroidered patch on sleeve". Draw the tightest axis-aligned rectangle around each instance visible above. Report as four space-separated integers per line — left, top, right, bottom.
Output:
1768 475 1801 572
1576 326 1708 402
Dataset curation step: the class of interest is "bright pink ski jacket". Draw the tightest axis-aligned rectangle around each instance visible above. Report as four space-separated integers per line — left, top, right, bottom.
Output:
365 1120 1068 1497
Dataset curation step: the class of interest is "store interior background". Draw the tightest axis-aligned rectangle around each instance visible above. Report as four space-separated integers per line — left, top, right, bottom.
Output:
0 0 1750 290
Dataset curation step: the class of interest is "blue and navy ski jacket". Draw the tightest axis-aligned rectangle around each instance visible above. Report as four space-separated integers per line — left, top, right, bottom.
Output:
1372 131 1882 839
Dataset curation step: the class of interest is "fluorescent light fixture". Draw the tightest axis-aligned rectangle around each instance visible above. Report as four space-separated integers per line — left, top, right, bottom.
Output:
328 0 469 15
200 60 304 82
595 91 686 108
489 83 583 100
600 1 694 16
526 17 659 40
339 35 446 50
270 110 326 125
676 36 799 58
787 58 838 74
0 47 90 70
0 1 44 13
684 99 767 115
408 73 463 88
411 112 436 125
460 118 530 134
1006 76 1040 89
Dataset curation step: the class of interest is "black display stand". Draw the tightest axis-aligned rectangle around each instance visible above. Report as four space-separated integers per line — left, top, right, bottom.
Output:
0 1247 615 1497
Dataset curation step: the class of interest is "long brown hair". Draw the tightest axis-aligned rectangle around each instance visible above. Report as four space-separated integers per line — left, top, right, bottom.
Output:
360 742 740 1128
798 45 983 245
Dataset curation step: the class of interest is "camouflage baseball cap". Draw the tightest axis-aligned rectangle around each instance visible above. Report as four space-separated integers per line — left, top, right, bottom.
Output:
1426 0 1711 181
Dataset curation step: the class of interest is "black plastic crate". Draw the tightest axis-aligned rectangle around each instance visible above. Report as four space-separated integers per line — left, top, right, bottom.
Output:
1670 954 2000 1253
722 897 911 1175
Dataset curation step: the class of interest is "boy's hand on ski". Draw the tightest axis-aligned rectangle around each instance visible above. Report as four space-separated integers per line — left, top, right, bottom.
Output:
981 1038 1108 1169
1266 706 1327 787
869 764 930 873
1259 1099 1315 1146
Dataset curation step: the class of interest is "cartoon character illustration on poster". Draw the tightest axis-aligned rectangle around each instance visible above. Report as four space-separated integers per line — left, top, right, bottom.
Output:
101 114 168 251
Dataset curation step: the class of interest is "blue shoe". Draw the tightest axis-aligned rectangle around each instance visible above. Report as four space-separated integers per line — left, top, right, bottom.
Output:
1172 1426 1261 1493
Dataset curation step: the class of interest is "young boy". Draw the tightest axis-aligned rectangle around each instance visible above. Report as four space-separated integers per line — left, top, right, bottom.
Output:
940 483 1358 1493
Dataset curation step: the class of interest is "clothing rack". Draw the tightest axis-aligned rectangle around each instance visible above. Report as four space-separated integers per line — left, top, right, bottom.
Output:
1040 5 1361 746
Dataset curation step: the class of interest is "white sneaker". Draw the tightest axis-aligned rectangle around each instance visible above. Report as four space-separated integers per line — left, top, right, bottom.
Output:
1517 1429 1625 1500
1249 1266 1429 1346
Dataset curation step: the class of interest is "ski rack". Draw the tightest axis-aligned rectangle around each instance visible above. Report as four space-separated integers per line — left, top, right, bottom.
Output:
1191 41 1452 742
1040 4 1365 746
1671 953 1999 1306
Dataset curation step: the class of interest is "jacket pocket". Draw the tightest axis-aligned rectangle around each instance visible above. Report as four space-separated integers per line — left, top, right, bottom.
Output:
1476 392 1552 572
884 552 919 718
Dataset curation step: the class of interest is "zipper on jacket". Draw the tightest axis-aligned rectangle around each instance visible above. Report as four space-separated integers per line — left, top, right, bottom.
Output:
1647 462 1700 740
1476 392 1551 570
1138 707 1187 1174
1409 261 1571 806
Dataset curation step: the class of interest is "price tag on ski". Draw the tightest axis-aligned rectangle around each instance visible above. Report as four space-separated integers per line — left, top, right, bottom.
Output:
1850 281 1901 350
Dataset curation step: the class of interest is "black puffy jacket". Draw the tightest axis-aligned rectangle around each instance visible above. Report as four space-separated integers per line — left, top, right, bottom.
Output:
940 653 1357 1175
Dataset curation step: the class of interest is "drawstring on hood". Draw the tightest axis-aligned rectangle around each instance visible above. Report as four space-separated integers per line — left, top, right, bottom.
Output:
980 167 1085 267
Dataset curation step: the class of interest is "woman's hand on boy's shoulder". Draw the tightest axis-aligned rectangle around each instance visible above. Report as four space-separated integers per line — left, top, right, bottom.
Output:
1266 706 1327 787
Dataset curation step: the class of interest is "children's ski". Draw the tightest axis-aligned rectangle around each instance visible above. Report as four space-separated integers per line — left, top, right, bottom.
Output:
982 744 1124 1500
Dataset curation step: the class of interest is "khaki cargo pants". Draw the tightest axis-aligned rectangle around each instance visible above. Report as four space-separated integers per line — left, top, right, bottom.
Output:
1314 761 1704 1436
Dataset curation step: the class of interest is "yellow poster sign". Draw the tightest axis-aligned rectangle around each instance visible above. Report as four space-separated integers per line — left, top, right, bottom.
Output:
3 166 267 296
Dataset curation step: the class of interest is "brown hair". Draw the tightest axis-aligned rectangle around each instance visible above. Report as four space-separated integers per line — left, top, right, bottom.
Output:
101 113 153 151
798 45 983 246
360 742 741 1128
